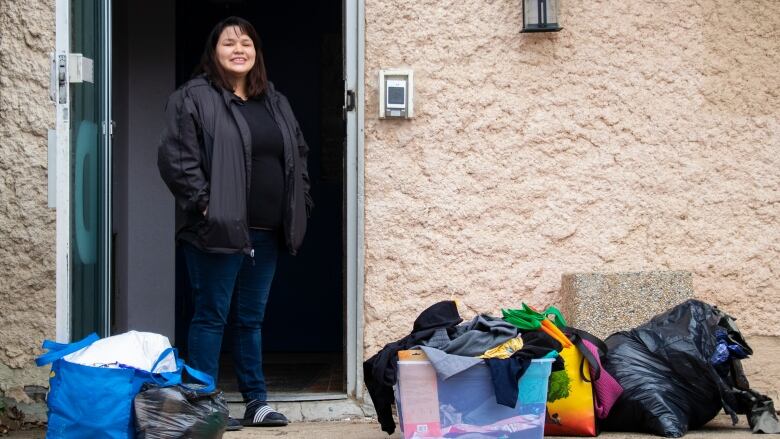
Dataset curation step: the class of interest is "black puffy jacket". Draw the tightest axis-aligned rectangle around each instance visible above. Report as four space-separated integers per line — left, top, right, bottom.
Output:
157 76 312 255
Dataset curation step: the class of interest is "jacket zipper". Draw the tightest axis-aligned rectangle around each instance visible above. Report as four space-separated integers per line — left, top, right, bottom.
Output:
266 93 297 252
227 98 254 255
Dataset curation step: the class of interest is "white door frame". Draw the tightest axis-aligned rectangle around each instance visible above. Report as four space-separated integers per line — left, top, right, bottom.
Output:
54 0 71 343
344 0 366 399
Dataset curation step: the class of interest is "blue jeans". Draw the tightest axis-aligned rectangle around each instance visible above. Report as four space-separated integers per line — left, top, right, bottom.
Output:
182 229 279 402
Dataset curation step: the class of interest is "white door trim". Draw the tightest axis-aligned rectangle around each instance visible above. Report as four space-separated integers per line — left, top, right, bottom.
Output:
355 0 367 402
54 0 71 343
345 0 366 399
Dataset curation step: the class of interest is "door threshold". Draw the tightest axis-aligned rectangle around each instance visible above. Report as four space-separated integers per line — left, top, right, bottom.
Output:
225 394 369 422
224 391 349 403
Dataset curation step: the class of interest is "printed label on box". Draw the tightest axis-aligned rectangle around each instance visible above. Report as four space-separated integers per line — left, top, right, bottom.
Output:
397 362 442 438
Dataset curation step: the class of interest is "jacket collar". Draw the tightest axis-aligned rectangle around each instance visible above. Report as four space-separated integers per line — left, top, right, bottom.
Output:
265 81 279 101
219 83 241 107
198 74 279 107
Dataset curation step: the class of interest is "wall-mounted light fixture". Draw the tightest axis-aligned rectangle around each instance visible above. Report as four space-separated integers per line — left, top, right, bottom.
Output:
522 0 562 32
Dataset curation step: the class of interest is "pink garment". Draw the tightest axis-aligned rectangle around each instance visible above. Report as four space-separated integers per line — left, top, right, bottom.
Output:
582 339 623 419
441 414 542 436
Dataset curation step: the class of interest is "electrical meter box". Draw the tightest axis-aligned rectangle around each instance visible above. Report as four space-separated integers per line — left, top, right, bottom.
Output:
379 69 413 119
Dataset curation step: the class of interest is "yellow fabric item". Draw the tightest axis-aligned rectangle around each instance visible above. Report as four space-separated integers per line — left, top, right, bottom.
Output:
479 337 524 359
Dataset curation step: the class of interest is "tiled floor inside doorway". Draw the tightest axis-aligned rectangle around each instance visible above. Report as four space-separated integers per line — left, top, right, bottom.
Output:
219 352 344 399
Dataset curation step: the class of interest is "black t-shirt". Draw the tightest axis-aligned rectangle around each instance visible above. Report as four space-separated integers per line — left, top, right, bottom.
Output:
237 95 285 229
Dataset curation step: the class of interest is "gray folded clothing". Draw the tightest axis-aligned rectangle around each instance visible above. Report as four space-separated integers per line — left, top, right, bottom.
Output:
423 314 518 357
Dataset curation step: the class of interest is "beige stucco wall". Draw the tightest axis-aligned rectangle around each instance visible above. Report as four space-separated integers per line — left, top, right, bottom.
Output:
0 0 56 404
363 0 780 355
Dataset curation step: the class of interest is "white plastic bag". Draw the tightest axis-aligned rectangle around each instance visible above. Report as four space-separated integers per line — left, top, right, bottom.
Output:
65 330 178 372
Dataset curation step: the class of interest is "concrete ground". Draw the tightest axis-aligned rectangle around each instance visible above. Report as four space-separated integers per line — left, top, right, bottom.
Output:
222 415 763 438
3 414 764 438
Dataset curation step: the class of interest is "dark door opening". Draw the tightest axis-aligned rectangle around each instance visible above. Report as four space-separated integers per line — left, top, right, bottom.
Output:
172 0 346 397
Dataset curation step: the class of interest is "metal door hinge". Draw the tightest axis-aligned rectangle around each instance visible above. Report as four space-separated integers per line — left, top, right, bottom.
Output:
50 53 95 104
102 120 116 138
50 53 68 104
343 82 356 120
345 90 356 112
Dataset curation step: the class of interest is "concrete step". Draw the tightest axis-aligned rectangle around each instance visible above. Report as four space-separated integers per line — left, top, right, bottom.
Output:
227 397 368 423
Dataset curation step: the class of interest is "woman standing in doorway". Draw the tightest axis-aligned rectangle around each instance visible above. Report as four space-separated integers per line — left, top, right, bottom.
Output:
157 16 312 429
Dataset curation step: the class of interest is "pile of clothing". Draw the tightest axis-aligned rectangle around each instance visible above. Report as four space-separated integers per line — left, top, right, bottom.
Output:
363 301 563 435
364 299 780 438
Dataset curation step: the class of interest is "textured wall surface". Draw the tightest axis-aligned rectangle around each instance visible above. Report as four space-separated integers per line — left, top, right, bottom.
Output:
363 0 780 355
0 0 56 402
743 336 780 403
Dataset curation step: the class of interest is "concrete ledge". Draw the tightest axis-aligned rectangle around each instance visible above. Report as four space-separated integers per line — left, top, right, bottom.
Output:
0 364 50 424
228 398 369 423
560 271 694 339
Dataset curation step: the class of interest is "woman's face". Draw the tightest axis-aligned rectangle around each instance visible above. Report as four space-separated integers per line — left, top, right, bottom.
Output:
216 25 256 80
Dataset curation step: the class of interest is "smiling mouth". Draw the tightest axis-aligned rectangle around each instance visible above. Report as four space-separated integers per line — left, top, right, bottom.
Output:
231 58 247 63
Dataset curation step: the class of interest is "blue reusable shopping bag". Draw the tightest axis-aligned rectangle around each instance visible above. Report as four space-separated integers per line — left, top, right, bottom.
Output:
36 333 215 439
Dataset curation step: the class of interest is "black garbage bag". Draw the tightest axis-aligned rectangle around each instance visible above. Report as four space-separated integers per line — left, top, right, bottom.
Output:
602 299 780 437
134 383 229 439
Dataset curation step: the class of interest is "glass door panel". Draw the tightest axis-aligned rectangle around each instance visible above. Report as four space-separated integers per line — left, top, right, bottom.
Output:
69 0 110 339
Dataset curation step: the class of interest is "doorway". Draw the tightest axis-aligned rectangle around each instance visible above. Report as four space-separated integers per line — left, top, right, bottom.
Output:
174 0 346 399
111 0 347 399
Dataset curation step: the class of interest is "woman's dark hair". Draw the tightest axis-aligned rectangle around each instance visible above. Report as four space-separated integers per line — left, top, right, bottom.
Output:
195 16 268 97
